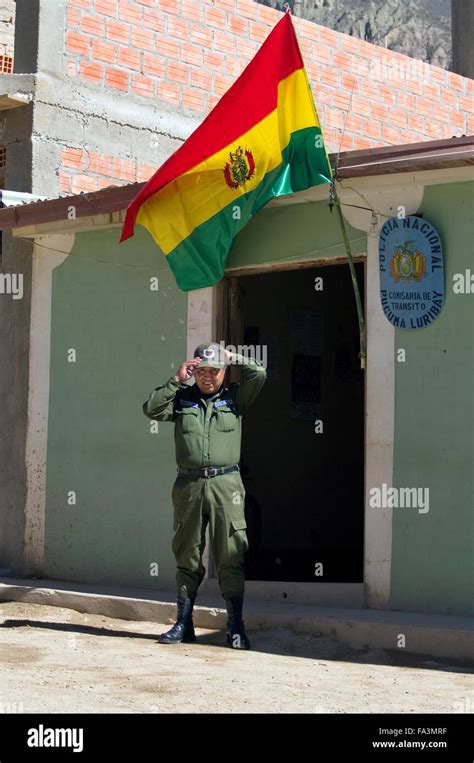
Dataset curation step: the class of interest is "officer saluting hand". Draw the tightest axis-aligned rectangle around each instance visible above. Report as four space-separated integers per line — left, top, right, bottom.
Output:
143 343 266 650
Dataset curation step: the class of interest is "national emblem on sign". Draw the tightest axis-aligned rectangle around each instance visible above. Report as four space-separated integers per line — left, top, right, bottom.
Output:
223 146 256 189
390 240 426 282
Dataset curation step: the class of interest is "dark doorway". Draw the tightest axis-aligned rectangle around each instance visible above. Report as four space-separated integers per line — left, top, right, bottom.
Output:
230 262 365 583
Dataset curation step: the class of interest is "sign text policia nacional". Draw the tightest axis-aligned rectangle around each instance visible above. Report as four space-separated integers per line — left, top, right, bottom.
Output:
379 215 445 329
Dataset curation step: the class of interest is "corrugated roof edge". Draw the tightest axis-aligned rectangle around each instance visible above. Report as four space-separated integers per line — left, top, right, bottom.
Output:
0 136 472 231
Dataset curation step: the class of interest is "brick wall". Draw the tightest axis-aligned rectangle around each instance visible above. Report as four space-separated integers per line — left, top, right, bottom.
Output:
59 0 474 193
0 0 15 68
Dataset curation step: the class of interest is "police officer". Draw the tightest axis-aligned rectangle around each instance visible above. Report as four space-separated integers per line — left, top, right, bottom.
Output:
143 343 266 649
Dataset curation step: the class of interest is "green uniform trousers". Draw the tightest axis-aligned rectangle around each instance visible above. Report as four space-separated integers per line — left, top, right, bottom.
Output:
171 470 248 598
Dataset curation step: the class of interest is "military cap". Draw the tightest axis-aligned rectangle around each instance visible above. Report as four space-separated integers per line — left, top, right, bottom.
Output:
193 342 227 369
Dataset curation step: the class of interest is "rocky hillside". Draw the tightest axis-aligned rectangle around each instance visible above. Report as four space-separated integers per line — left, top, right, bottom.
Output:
411 0 450 14
258 0 452 70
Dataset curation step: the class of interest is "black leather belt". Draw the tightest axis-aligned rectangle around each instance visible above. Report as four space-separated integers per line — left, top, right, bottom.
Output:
177 464 240 478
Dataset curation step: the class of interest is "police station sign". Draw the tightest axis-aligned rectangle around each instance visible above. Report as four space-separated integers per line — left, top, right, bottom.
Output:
379 215 445 329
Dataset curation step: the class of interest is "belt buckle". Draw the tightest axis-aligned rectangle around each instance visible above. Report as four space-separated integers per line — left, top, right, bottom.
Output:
203 467 218 478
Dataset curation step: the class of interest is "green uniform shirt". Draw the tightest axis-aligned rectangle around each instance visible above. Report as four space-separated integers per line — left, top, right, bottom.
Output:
143 353 266 469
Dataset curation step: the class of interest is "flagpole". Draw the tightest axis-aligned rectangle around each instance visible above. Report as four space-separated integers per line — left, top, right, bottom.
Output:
331 180 367 370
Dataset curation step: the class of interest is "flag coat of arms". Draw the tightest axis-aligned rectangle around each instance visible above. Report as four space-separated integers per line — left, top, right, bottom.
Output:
120 11 332 291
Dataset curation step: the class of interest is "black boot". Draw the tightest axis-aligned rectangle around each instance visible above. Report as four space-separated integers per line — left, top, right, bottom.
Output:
223 594 251 650
158 596 196 644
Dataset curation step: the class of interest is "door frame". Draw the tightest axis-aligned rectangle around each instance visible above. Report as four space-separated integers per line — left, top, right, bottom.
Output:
195 256 372 608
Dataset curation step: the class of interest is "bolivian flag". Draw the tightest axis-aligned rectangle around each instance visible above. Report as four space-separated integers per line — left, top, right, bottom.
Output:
120 11 332 291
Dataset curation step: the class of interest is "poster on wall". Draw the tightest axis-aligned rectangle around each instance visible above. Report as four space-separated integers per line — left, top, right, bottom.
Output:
378 215 445 329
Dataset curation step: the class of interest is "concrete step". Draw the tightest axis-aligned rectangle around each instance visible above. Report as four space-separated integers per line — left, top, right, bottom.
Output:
201 578 365 607
0 577 472 663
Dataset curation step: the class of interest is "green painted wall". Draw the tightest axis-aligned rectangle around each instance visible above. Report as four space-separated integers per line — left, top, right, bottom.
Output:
390 181 474 616
44 187 472 616
228 199 366 267
44 200 364 589
45 227 187 588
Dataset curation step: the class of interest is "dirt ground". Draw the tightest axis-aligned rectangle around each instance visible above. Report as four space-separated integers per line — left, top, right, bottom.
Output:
0 601 472 714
